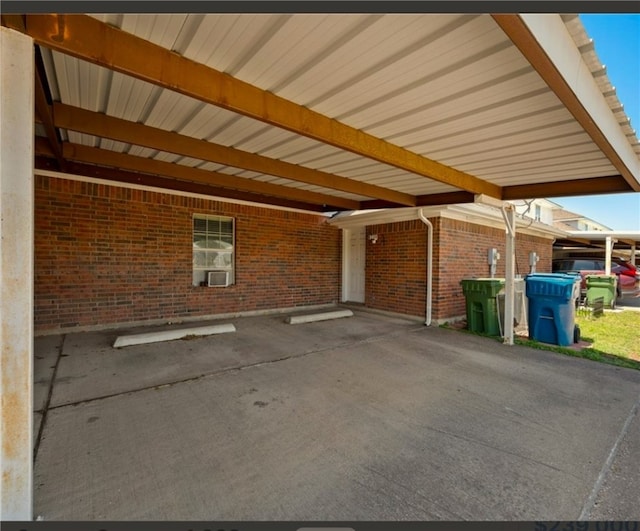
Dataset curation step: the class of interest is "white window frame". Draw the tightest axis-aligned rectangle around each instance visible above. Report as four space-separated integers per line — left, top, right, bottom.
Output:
192 214 235 287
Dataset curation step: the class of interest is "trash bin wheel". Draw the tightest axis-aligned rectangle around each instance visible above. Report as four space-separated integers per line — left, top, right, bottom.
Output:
573 324 581 344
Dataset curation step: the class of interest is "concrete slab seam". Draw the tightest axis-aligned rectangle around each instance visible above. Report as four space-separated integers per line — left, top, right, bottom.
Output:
33 335 66 461
46 324 426 411
578 392 640 520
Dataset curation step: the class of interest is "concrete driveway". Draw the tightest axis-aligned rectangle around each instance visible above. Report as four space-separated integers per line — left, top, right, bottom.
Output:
618 294 640 311
33 309 640 521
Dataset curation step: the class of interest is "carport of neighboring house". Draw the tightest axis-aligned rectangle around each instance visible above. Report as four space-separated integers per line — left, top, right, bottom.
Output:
1 12 640 520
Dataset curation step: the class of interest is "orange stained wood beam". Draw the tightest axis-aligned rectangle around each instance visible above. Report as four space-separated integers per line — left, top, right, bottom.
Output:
35 156 329 213
61 143 361 211
502 175 631 200
35 67 65 169
53 103 415 206
25 14 502 199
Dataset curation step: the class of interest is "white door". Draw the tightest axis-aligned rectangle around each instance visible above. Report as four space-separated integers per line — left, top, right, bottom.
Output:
344 227 366 303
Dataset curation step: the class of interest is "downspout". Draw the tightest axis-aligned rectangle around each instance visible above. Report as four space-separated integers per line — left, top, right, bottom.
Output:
418 209 433 326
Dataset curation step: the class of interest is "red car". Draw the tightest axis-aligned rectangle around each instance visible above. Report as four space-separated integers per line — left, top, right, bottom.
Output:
552 256 640 299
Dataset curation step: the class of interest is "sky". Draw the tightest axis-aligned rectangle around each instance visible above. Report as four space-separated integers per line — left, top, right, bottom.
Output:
553 14 640 231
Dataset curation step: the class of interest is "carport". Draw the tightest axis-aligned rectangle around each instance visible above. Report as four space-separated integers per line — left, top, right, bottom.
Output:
1 11 639 519
555 230 640 269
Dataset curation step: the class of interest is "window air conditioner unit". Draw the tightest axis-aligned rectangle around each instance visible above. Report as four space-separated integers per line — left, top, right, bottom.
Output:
207 271 230 287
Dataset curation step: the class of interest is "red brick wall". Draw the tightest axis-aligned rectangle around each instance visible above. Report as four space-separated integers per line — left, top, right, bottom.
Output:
362 217 552 321
432 217 553 321
365 220 428 318
34 176 341 332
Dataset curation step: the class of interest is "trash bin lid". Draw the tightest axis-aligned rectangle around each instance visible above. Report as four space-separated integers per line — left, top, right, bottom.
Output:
460 278 505 296
525 273 580 300
585 274 617 285
525 273 579 281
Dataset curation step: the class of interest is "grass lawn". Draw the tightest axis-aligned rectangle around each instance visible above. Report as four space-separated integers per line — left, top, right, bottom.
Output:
446 309 640 371
516 310 640 371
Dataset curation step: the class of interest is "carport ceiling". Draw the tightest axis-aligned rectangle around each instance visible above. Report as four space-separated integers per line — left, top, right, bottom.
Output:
3 13 640 212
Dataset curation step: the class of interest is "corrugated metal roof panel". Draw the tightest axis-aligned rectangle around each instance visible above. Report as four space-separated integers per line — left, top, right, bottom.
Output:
423 120 586 157
31 13 638 208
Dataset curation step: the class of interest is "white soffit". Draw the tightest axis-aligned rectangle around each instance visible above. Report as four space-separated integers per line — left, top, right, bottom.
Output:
330 204 564 240
520 14 640 183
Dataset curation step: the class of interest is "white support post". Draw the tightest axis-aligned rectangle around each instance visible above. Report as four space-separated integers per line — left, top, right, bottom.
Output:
502 205 516 346
0 27 35 521
605 236 613 275
631 244 636 267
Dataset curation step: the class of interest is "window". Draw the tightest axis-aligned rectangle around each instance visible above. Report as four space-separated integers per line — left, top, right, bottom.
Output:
192 214 234 286
534 205 541 222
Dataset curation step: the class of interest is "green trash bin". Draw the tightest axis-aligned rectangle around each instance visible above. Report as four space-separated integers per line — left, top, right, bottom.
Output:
460 278 505 336
586 274 618 309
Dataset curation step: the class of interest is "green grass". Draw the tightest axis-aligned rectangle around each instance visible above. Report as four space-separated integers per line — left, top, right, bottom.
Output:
518 310 640 371
444 310 640 371
576 310 640 358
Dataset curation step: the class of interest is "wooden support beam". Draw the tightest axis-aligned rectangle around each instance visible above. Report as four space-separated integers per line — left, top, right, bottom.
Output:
554 238 603 250
61 143 360 211
416 191 475 206
1 14 26 32
569 238 594 246
34 157 330 213
24 14 502 199
34 136 55 157
34 55 65 169
360 191 475 210
53 103 414 206
502 175 631 200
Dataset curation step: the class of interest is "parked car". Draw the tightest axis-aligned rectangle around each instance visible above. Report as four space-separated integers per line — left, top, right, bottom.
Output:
552 256 640 299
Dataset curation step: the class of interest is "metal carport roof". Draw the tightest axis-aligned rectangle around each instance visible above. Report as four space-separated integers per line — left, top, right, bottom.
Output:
555 231 640 252
2 12 639 213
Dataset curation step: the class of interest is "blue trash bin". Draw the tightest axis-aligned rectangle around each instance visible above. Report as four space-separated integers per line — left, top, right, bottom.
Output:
525 273 581 346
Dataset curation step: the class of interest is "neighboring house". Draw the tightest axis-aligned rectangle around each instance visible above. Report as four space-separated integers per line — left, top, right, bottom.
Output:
552 207 612 232
509 198 560 226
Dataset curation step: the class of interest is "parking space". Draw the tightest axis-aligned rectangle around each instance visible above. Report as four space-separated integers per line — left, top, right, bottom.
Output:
33 309 640 520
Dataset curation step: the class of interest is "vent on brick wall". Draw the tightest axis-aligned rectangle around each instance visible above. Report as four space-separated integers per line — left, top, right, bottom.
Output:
207 271 230 287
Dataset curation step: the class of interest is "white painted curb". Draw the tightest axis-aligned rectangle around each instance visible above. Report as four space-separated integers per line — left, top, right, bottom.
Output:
285 309 354 324
113 323 236 348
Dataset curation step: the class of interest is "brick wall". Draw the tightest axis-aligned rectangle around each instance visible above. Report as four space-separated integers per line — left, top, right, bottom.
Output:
365 220 428 318
432 217 553 321
34 176 341 332
361 216 553 321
